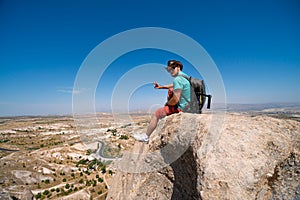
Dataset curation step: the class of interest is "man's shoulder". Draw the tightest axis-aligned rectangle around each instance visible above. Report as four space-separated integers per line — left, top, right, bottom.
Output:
173 72 190 90
175 72 190 83
178 72 189 78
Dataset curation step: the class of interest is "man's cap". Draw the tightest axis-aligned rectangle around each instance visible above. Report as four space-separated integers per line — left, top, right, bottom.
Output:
167 60 183 70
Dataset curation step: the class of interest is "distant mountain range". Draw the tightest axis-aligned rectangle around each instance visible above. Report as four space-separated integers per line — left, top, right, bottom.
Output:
209 102 300 112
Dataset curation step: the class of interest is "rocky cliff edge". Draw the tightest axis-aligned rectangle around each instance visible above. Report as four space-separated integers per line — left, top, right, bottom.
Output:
107 112 300 200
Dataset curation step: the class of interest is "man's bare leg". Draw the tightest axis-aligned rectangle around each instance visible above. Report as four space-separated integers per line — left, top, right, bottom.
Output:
146 115 159 137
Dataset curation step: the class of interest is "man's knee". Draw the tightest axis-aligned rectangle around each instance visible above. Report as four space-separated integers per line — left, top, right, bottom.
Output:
154 107 167 119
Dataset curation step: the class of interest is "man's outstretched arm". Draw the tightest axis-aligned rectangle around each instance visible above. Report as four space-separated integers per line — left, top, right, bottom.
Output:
153 82 173 89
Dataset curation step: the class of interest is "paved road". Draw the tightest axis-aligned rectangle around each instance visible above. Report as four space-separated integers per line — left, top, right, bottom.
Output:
95 141 121 161
0 147 19 152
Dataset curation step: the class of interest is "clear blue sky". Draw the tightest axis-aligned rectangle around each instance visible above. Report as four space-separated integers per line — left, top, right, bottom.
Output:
0 0 299 116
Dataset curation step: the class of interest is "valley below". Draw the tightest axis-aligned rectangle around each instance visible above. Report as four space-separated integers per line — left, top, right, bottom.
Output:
0 104 299 199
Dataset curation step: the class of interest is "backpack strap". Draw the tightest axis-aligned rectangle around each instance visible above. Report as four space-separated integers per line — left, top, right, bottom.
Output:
181 92 190 103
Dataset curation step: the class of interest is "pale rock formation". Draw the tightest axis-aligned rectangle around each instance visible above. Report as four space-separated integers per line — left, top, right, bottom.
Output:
0 185 34 200
107 112 300 200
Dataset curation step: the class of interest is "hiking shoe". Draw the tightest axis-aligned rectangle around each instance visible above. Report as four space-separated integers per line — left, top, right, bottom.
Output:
133 133 149 143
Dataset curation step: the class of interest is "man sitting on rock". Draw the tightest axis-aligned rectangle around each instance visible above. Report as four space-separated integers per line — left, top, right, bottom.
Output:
133 60 191 143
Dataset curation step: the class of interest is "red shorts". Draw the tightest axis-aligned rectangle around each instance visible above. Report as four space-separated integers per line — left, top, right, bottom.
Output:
154 105 181 119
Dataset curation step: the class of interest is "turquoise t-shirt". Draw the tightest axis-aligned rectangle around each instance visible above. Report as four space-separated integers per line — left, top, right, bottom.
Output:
173 71 191 110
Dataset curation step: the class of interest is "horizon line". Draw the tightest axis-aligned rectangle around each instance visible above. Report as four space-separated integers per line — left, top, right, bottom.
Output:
1 102 300 118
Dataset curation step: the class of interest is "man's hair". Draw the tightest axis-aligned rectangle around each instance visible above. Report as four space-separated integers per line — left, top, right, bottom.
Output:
168 60 183 70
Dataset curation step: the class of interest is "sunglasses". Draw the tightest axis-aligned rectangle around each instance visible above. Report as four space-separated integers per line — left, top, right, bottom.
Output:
166 65 177 72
